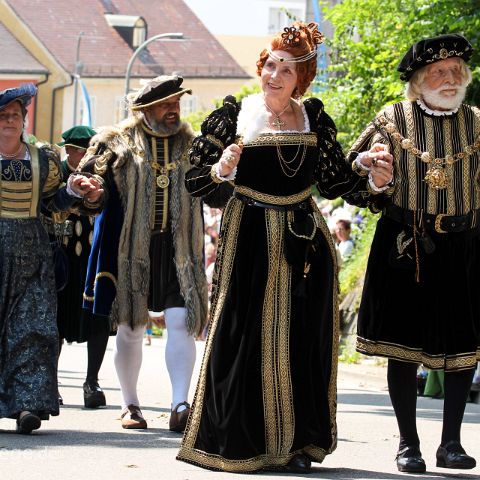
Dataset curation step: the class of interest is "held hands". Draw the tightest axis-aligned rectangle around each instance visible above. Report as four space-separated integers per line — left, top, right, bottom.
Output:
362 143 394 188
218 143 243 177
70 174 104 203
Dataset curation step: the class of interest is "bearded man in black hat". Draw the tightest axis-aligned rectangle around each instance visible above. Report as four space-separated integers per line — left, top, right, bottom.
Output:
78 75 207 432
345 34 479 472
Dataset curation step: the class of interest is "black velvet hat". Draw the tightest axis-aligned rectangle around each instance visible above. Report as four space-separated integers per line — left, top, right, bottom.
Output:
57 125 96 149
0 83 37 111
398 33 473 81
130 75 191 111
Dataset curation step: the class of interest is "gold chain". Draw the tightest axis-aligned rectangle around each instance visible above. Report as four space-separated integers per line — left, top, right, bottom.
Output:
375 115 480 190
275 139 308 178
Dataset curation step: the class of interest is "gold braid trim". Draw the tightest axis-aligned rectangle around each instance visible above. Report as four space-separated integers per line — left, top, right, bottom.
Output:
234 186 311 205
245 132 317 147
357 337 478 371
82 271 117 302
205 134 224 150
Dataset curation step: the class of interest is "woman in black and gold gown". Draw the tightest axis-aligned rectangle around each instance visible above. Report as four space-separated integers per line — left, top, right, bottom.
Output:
0 84 102 434
177 23 394 473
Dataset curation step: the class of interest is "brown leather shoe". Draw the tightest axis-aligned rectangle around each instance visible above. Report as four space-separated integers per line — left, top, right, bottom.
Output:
121 405 147 429
169 402 190 433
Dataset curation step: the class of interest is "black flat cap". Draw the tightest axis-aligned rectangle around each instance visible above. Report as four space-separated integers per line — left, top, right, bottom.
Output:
398 33 473 81
130 75 192 111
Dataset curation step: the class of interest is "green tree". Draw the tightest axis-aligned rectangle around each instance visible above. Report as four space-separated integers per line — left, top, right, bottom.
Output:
319 0 480 147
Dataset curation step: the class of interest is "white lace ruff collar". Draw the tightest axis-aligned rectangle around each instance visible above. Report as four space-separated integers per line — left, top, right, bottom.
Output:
416 98 459 117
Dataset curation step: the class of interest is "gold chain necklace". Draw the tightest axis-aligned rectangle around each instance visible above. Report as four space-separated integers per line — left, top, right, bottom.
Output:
375 115 480 190
265 99 291 130
0 143 24 159
275 136 308 178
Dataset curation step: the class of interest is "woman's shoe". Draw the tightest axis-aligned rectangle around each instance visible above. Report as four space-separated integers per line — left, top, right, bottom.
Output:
396 445 426 473
436 441 476 469
16 411 41 434
83 380 106 409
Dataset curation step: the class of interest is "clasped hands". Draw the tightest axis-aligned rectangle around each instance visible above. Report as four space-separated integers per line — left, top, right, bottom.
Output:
69 174 104 203
360 143 394 188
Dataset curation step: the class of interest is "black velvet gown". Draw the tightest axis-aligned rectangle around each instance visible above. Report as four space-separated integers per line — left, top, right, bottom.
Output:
177 96 369 472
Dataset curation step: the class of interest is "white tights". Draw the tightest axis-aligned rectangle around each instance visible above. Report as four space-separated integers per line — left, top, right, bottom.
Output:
114 324 144 409
165 307 196 411
113 307 196 411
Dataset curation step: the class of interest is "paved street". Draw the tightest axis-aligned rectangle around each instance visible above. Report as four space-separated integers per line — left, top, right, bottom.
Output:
1 337 479 480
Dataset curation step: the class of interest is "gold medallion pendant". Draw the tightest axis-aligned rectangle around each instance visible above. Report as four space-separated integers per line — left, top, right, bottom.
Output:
156 174 170 189
424 165 448 190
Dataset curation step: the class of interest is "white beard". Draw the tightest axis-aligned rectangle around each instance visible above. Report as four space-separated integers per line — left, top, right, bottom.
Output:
421 83 467 111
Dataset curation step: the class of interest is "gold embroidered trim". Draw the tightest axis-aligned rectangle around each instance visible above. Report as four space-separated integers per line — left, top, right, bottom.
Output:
82 271 118 302
245 132 317 147
180 199 244 451
234 186 311 205
205 134 224 150
30 146 40 217
263 209 294 455
178 447 328 472
357 337 478 371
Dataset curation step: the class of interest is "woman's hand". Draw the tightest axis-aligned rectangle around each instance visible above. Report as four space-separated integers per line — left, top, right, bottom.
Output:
362 143 394 188
70 174 104 202
217 143 243 177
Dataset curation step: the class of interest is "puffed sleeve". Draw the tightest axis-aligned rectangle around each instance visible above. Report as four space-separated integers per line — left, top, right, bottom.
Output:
184 95 238 208
40 144 82 213
305 97 365 199
41 144 62 195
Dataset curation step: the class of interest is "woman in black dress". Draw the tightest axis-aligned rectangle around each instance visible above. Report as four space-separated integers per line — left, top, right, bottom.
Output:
177 23 393 473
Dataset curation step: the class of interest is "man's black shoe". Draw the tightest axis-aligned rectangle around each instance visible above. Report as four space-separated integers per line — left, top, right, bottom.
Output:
396 445 426 473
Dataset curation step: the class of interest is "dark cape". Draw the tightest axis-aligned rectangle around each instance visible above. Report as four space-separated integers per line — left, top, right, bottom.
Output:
177 94 372 472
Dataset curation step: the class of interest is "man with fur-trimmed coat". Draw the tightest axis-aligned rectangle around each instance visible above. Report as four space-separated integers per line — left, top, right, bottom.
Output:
78 75 208 432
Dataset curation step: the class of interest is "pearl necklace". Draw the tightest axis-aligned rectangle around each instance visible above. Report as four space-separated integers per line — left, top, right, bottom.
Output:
0 143 24 159
265 100 291 129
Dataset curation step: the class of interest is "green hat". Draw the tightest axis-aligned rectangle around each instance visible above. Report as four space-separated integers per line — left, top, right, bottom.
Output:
57 125 96 149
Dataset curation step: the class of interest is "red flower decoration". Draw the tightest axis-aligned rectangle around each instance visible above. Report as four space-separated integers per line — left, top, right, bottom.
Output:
281 26 301 46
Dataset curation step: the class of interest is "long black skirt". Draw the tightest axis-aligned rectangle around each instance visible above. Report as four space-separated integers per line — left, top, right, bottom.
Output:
0 218 59 419
178 198 339 472
357 216 480 371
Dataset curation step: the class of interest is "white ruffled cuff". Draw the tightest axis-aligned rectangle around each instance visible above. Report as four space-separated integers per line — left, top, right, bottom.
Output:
66 174 83 198
214 162 237 181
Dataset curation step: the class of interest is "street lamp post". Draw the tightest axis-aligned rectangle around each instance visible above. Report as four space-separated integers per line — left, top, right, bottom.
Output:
123 32 184 118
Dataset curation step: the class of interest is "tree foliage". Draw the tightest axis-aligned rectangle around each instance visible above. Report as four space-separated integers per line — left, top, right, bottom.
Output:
318 0 480 148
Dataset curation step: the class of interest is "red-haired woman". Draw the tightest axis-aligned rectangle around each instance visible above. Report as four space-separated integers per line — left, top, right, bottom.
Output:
177 23 393 473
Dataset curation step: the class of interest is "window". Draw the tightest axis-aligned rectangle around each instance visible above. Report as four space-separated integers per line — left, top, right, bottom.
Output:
268 7 303 34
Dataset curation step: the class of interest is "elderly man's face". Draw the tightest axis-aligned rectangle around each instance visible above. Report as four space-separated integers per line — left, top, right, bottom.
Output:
422 57 467 110
144 95 181 133
425 58 463 95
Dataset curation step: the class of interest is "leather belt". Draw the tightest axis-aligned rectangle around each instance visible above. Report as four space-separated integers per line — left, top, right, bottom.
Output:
233 191 309 212
384 204 479 234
